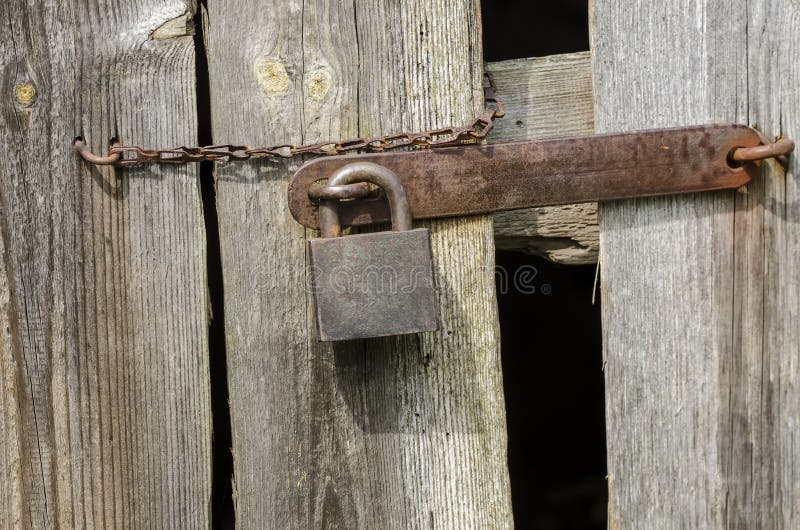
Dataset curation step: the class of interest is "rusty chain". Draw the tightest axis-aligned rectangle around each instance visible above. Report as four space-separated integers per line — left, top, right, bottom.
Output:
74 69 794 176
74 73 505 168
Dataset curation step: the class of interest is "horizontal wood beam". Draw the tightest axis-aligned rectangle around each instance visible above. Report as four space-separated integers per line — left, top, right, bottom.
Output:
487 52 598 265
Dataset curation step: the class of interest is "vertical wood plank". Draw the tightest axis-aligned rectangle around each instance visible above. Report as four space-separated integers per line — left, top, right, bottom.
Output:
0 1 211 528
311 0 513 527
207 0 513 527
744 2 800 527
206 0 307 526
592 0 799 527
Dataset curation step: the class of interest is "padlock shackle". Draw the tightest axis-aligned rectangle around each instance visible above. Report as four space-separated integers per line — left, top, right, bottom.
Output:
319 162 413 238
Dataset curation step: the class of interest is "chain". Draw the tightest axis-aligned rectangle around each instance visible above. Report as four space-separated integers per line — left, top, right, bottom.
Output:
74 73 505 167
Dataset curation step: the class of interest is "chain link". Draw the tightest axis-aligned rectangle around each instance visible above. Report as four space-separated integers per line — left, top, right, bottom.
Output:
75 73 505 167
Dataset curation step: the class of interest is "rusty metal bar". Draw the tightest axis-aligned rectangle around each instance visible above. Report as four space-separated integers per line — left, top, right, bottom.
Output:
289 124 768 230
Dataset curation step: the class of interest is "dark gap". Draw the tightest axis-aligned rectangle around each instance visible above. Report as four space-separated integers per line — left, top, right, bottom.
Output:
496 252 605 530
194 5 236 529
482 0 590 62
482 2 605 529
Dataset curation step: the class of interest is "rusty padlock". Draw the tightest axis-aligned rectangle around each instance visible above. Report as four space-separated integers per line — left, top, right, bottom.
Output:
308 162 438 341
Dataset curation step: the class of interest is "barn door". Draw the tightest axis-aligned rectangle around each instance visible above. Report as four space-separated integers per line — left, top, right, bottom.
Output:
3 0 798 528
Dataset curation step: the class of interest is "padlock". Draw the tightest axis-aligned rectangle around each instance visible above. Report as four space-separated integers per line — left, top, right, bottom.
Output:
308 162 438 341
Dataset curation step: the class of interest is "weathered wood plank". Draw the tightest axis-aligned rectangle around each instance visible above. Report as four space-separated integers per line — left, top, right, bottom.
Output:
0 1 211 528
489 53 594 142
738 3 799 527
488 53 598 265
207 0 513 527
592 0 799 527
205 1 307 527
312 1 513 527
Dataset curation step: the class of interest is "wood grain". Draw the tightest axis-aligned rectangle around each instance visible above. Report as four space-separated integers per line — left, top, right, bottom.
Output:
0 0 211 528
207 0 513 527
205 0 308 526
488 53 597 265
592 0 799 527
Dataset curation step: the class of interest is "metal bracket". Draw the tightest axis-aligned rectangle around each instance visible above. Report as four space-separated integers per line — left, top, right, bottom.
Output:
288 124 792 230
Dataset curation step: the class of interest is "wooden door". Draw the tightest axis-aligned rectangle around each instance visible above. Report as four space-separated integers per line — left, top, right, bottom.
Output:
0 1 514 528
2 0 798 528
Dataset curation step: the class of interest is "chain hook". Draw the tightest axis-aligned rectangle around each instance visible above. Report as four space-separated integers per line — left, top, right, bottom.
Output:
73 137 121 166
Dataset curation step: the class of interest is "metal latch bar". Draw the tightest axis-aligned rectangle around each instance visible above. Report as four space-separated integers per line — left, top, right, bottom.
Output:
288 124 791 230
